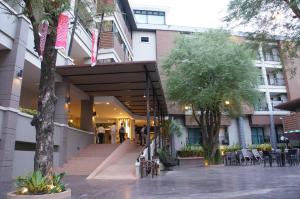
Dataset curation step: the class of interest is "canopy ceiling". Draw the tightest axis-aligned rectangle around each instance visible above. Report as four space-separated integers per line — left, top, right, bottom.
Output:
56 61 168 116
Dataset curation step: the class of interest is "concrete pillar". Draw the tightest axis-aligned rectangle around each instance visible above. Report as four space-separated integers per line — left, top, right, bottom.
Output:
54 82 69 124
80 97 94 132
0 17 29 182
237 117 246 148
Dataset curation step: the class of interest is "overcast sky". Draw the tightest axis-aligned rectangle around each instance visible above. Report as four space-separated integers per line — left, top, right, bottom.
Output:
128 0 231 28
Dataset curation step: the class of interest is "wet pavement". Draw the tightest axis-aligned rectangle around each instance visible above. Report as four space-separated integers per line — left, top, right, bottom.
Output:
63 165 300 199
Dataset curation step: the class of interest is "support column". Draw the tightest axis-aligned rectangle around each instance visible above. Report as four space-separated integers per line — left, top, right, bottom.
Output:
54 82 69 124
0 17 29 183
80 97 94 132
153 96 157 155
237 117 246 148
146 72 151 160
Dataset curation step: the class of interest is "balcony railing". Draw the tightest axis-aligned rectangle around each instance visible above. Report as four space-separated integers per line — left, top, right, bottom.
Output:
268 77 285 86
271 100 287 111
254 104 269 111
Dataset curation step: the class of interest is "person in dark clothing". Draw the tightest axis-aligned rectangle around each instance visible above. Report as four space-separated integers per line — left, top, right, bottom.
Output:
119 123 125 143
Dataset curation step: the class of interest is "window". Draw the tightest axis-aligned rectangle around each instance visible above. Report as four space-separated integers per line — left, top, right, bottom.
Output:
134 9 166 25
187 128 202 145
251 127 265 144
221 127 229 145
263 44 280 62
141 37 149 43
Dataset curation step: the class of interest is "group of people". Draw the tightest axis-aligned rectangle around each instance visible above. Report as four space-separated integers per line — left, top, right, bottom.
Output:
95 123 126 144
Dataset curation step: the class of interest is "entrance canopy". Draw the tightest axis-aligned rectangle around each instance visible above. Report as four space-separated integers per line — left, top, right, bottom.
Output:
56 61 168 116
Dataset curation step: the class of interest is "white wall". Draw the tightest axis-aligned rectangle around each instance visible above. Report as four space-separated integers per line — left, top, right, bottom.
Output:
243 117 252 146
132 31 157 61
228 119 239 145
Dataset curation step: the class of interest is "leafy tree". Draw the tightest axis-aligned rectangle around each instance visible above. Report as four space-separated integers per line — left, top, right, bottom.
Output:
224 0 300 74
163 30 260 163
2 0 111 176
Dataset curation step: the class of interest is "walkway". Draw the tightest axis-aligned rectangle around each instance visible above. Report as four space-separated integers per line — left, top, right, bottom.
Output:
64 165 300 199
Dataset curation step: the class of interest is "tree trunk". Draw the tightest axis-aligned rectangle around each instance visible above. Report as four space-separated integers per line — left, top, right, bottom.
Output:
32 31 58 176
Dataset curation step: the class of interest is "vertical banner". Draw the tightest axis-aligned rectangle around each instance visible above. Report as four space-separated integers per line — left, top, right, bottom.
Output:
55 12 70 50
38 20 49 61
91 29 99 67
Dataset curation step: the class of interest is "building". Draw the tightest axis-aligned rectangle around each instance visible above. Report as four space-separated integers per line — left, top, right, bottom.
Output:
130 6 300 151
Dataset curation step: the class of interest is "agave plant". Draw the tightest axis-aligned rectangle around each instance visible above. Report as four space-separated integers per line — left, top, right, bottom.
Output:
15 170 66 195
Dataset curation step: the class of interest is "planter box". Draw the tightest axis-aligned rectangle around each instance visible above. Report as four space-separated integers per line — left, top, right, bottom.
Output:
7 189 71 199
178 157 204 167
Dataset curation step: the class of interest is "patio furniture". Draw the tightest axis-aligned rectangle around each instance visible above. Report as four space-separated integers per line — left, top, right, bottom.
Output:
241 149 252 165
262 151 278 167
286 149 298 166
225 152 238 166
251 149 263 164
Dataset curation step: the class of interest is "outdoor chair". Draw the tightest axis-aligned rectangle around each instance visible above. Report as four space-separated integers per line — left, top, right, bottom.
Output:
225 152 238 166
287 149 298 166
241 149 252 165
262 151 277 167
251 149 263 164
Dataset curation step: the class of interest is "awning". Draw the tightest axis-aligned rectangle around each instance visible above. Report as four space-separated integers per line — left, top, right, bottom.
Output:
56 61 168 116
275 97 300 111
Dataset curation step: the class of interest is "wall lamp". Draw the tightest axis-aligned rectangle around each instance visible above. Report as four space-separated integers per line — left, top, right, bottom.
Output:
65 96 71 104
17 69 23 80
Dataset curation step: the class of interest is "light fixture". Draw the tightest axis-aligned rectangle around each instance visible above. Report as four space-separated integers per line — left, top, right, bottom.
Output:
225 100 230 105
17 69 23 79
69 119 73 123
106 102 110 105
65 97 71 104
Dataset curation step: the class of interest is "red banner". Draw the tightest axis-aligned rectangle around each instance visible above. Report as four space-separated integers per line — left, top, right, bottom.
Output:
38 20 49 61
55 12 69 50
91 29 99 66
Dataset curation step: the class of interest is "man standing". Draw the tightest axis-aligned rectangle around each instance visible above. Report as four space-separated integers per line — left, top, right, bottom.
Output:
98 124 105 144
110 122 117 144
119 123 125 143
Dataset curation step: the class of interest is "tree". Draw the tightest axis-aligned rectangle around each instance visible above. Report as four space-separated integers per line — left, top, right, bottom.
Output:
3 0 112 176
224 0 300 75
163 30 260 163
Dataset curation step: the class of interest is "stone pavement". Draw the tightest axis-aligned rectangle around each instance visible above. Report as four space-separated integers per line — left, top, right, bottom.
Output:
63 165 300 199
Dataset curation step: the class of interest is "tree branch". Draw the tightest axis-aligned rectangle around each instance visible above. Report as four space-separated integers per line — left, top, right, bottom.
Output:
283 0 300 19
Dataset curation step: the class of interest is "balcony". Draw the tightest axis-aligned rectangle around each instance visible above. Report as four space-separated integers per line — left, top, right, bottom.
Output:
254 103 269 111
268 77 285 86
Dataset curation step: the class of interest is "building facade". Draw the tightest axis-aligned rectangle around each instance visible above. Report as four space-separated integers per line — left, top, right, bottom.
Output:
130 7 300 151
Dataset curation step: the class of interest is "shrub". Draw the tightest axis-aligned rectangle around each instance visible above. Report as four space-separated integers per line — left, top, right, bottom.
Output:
15 170 66 195
177 144 204 157
257 143 272 151
20 108 37 116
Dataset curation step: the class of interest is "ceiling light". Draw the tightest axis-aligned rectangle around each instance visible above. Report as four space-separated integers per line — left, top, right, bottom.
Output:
106 102 110 105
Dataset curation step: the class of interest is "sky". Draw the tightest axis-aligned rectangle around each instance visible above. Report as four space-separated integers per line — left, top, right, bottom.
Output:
128 0 231 29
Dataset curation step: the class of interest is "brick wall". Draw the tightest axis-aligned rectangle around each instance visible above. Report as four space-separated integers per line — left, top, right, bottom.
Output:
282 112 300 132
100 32 113 49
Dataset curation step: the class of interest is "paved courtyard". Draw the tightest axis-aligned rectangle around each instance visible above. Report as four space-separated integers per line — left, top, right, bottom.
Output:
63 165 300 199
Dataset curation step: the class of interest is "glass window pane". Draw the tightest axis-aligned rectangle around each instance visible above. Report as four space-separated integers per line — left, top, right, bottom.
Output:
148 15 165 24
135 14 147 24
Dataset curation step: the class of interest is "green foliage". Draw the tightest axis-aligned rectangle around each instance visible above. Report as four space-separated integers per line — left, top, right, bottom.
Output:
247 144 258 150
163 30 260 117
225 0 300 76
257 143 272 151
157 148 177 167
177 144 204 157
221 144 242 152
15 170 66 195
164 118 183 137
20 108 38 116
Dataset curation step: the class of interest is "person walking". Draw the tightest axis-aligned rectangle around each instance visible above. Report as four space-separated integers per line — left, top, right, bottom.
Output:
110 122 117 144
140 125 147 146
98 124 105 144
119 123 125 143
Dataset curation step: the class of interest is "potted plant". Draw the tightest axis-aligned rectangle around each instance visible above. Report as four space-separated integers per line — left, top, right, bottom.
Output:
258 143 272 152
7 170 71 199
177 145 205 167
